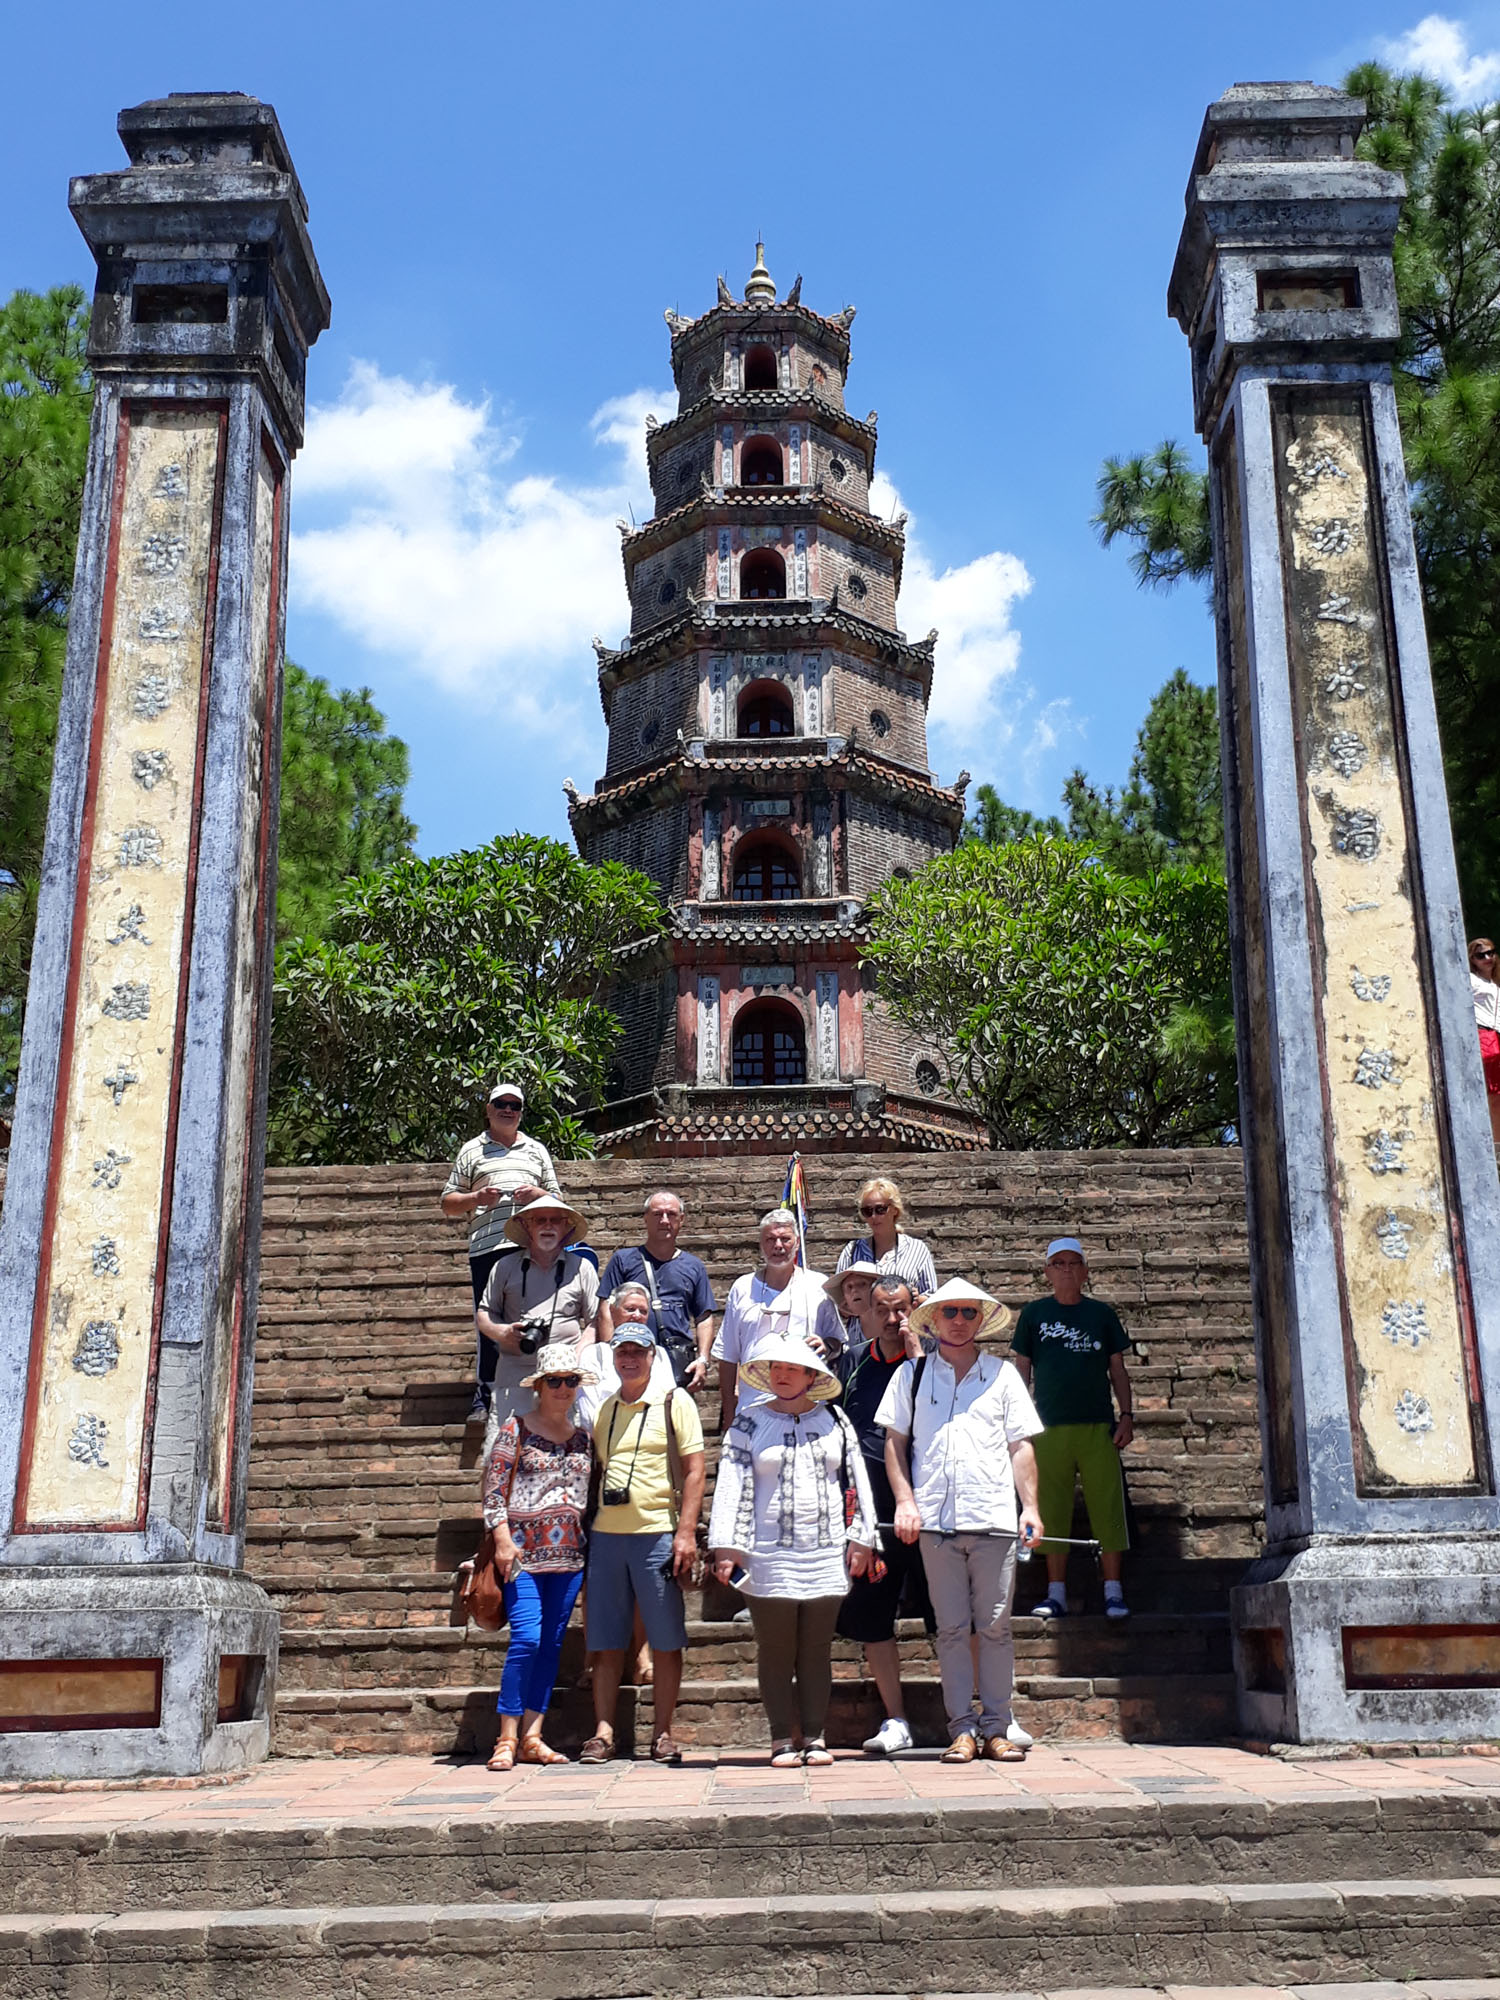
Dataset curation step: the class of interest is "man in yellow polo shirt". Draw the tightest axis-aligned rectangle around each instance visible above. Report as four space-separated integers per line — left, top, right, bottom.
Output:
582 1324 704 1766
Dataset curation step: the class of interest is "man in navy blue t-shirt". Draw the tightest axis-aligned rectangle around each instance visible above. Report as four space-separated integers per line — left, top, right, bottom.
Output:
599 1190 717 1389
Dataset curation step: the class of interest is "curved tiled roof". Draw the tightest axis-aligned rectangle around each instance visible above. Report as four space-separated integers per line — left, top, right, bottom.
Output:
622 485 906 567
649 389 875 455
593 602 938 690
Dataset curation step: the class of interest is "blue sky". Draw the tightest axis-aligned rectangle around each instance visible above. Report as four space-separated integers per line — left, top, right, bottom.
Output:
7 2 1500 858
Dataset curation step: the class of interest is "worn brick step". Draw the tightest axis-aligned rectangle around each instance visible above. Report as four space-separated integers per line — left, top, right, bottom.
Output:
272 1668 1240 1758
34 1871 1489 1997
5 1787 1498 1917
276 1612 1232 1692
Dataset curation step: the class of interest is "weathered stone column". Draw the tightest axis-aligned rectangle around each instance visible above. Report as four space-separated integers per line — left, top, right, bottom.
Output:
0 94 328 1776
1170 84 1500 1742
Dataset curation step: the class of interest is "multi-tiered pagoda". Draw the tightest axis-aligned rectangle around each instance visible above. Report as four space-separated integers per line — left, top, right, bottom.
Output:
569 247 984 1155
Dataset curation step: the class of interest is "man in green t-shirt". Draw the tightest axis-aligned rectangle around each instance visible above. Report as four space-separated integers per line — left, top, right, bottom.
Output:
1010 1236 1135 1620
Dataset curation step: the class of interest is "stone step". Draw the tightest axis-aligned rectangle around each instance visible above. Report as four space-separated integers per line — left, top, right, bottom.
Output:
271 1668 1241 1757
11 1876 1496 1995
275 1613 1234 1691
3 1777 1496 1915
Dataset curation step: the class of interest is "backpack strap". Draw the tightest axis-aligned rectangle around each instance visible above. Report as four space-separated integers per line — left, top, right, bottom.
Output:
664 1388 683 1504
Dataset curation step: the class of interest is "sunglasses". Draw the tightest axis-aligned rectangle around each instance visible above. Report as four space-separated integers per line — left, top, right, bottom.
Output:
938 1304 981 1321
542 1374 583 1389
860 1203 890 1217
491 1099 523 1113
1476 951 1496 961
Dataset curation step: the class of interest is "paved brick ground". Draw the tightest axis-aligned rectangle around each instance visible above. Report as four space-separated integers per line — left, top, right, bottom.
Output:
2 1742 1497 1829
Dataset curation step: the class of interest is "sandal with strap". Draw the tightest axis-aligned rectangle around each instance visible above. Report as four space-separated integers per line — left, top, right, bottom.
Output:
982 1735 1027 1762
769 1741 802 1768
518 1736 568 1765
487 1741 516 1772
802 1741 833 1766
578 1734 613 1764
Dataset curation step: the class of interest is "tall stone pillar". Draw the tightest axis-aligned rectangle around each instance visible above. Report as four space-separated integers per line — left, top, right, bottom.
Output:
1170 83 1500 1742
0 94 328 1776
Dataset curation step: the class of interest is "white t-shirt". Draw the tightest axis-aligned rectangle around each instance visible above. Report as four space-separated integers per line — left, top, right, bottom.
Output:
875 1350 1042 1535
1474 971 1500 1033
574 1341 676 1429
713 1267 829 1405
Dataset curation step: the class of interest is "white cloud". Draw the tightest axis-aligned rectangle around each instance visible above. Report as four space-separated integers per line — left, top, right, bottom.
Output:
1379 14 1500 96
871 470 1047 775
290 366 672 732
291 371 1047 785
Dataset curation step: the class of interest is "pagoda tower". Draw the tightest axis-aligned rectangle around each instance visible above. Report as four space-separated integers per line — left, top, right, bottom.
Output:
569 248 983 1155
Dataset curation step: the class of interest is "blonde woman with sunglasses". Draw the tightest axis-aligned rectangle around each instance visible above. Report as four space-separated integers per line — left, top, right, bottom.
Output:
832 1177 938 1331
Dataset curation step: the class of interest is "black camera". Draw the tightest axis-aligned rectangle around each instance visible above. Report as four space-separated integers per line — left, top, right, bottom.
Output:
601 1482 632 1507
516 1317 551 1356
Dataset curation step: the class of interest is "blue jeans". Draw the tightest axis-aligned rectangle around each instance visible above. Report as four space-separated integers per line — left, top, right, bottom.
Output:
498 1568 584 1718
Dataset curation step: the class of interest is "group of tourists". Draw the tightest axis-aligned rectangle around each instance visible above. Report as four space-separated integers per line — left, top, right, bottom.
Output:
443 1079 1137 1768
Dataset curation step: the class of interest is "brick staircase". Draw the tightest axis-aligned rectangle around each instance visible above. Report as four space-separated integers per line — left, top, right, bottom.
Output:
251 1148 1261 1755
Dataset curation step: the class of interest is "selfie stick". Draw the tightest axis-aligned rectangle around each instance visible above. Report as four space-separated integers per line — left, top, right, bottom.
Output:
874 1524 1101 1564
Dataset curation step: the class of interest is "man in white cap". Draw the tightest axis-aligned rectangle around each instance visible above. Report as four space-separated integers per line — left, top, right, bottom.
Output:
442 1082 561 1418
1010 1237 1134 1620
878 1276 1044 1763
476 1194 600 1433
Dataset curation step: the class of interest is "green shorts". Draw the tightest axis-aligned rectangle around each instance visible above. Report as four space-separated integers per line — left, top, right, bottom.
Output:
1032 1423 1129 1554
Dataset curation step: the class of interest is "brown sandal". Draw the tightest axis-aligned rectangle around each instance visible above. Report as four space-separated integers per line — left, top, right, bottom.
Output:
487 1741 516 1772
982 1735 1027 1761
941 1732 978 1763
650 1731 682 1765
578 1734 613 1764
518 1736 568 1765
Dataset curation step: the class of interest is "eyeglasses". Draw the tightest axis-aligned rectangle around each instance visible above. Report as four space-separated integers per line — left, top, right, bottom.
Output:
937 1304 981 1321
860 1203 890 1218
491 1099 523 1113
1476 951 1496 961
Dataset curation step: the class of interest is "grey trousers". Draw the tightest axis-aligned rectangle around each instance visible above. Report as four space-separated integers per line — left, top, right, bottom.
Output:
919 1531 1018 1741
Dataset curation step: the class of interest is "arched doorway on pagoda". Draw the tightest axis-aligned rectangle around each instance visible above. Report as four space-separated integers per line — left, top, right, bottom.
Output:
741 437 783 486
743 344 778 391
731 999 807 1086
740 548 786 599
737 678 795 737
732 831 801 901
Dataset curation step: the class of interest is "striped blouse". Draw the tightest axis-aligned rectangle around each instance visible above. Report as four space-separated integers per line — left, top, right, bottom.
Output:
832 1233 939 1332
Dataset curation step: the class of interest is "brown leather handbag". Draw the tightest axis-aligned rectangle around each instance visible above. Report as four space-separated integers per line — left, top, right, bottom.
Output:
458 1420 524 1631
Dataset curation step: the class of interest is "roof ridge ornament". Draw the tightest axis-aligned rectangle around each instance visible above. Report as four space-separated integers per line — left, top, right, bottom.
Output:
745 239 776 306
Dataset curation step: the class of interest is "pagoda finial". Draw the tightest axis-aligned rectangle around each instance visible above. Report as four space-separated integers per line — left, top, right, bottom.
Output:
745 239 776 306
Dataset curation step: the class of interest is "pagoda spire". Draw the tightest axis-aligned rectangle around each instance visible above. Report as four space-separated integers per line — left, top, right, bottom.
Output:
744 240 776 305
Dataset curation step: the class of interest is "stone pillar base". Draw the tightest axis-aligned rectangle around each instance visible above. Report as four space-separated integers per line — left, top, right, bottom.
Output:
1232 1537 1500 1744
0 1567 277 1779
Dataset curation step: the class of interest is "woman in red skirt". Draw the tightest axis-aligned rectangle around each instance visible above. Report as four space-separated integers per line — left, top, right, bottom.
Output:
1469 937 1500 1144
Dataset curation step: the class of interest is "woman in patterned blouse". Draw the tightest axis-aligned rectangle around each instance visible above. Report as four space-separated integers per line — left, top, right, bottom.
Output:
708 1337 877 1766
482 1342 597 1769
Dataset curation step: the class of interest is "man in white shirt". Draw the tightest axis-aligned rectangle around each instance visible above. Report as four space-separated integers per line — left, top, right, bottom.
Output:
878 1276 1043 1764
712 1207 829 1427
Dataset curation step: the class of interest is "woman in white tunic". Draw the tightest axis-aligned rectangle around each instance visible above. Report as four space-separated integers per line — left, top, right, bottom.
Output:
708 1337 877 1765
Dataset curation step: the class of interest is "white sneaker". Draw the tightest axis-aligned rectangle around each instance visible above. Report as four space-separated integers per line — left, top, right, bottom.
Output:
862 1716 913 1756
1005 1717 1035 1750
1104 1595 1131 1619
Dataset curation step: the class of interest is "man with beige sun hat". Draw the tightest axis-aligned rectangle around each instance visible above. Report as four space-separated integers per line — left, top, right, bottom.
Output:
877 1277 1044 1763
476 1192 602 1436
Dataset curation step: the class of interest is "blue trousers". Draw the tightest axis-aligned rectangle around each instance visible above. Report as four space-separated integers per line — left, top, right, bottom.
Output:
498 1568 584 1718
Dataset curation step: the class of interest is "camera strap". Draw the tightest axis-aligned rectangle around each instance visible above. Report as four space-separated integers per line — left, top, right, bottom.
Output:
604 1392 652 1497
517 1258 567 1340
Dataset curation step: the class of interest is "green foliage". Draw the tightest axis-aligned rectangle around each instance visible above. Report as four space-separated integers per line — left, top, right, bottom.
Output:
1347 60 1500 925
1062 669 1223 874
277 662 417 940
0 286 91 1106
267 834 664 1166
862 837 1236 1149
962 783 1063 845
1093 441 1211 589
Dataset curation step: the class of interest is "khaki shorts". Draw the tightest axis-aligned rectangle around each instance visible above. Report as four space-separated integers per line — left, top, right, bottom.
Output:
1033 1422 1129 1554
